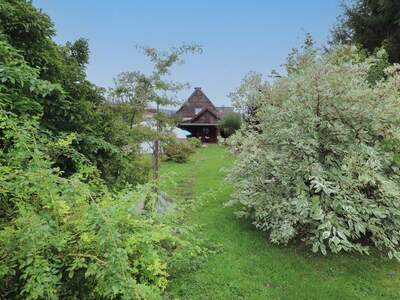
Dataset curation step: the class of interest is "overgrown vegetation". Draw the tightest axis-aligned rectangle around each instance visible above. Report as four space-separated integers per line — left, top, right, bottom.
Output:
0 114 209 299
3 0 400 298
0 1 206 298
228 43 400 259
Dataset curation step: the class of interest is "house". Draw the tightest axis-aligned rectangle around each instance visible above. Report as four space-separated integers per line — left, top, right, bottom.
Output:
176 87 233 143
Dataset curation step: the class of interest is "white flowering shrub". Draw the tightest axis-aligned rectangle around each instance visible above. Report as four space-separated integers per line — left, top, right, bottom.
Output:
227 46 400 259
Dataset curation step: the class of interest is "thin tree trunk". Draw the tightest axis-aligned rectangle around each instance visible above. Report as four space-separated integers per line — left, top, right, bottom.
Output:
152 103 160 193
129 111 135 129
153 141 160 181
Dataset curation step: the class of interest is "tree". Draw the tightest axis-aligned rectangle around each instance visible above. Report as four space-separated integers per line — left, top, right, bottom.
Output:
332 0 400 63
228 72 270 128
227 45 400 259
109 71 150 129
0 0 149 186
218 112 241 138
110 45 202 187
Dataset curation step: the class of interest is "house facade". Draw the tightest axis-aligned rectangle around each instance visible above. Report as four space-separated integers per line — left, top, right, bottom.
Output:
176 87 233 143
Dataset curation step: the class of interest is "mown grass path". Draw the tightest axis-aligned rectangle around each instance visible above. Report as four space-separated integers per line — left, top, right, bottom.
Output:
161 145 400 300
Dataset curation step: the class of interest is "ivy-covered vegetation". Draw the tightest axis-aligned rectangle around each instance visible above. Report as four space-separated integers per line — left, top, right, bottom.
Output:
228 44 400 259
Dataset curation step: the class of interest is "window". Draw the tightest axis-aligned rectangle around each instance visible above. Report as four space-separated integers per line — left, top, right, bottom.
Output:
195 107 202 114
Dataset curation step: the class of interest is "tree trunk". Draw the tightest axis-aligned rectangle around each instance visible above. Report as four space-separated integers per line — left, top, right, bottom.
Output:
153 140 160 181
152 103 161 193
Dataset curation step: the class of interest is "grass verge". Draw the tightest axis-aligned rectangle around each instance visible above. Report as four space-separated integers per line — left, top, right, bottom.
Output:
161 145 400 300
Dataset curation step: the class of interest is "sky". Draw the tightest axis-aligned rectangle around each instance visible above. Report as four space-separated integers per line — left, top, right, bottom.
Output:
33 0 342 107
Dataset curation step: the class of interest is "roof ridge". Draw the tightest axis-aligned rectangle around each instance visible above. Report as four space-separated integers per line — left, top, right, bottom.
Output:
178 88 217 112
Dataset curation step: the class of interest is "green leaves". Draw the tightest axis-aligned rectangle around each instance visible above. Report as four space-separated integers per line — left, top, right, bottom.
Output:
228 45 400 260
1 0 147 187
0 2 207 298
0 38 61 116
0 114 208 299
218 112 242 138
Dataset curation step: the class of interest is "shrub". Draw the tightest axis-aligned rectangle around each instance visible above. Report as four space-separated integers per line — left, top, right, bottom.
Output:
227 46 400 259
218 112 241 138
188 137 202 148
163 140 195 163
0 114 208 299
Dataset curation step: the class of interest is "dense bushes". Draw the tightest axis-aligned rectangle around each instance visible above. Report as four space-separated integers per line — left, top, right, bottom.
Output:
0 113 208 299
228 46 400 259
0 33 201 300
0 1 208 298
163 139 195 163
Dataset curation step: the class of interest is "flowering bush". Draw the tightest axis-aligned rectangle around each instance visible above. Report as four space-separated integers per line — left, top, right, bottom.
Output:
227 46 400 259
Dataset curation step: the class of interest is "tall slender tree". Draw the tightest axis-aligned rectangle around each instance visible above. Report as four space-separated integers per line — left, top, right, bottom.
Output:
110 44 202 188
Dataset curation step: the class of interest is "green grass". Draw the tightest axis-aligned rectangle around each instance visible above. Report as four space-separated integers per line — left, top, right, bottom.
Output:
161 145 400 300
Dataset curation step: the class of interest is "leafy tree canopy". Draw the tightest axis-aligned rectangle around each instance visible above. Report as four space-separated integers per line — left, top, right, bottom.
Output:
332 0 400 63
0 0 149 186
218 112 241 138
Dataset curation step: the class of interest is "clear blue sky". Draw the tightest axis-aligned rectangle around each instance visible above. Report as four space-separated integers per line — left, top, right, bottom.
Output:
33 0 341 107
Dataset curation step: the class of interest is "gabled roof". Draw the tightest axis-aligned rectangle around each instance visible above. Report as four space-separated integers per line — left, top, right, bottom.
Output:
176 87 219 119
186 107 219 123
176 88 236 127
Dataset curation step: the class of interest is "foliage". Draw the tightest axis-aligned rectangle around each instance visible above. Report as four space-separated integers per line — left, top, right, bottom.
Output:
0 113 209 299
0 37 62 116
228 71 270 125
188 137 202 148
0 0 55 69
0 2 212 298
108 71 151 129
218 112 241 138
332 0 400 63
227 45 400 259
0 0 148 187
163 139 195 163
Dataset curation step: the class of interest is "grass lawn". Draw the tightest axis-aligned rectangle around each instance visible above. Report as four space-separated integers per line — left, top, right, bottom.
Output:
161 145 400 300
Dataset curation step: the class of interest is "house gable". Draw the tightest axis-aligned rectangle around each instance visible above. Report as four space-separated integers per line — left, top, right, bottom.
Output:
176 87 219 119
190 108 219 124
